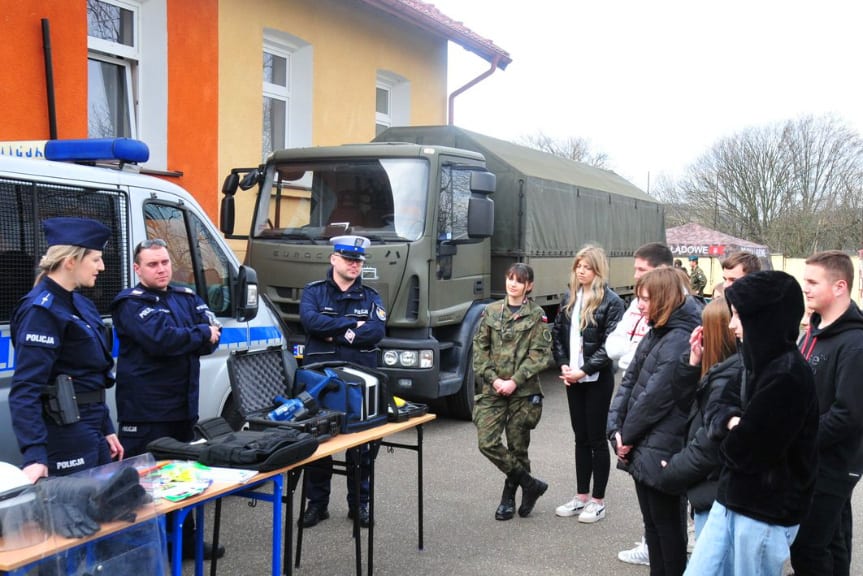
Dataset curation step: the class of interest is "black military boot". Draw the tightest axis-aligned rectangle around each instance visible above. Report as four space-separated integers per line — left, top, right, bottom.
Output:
517 470 548 517
494 476 518 521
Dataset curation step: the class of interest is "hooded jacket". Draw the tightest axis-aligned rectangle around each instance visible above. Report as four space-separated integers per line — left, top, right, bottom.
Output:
707 271 819 526
798 301 863 496
606 296 701 489
658 353 741 511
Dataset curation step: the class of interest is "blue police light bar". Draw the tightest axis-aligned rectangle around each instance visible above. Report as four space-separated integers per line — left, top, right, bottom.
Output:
44 138 150 164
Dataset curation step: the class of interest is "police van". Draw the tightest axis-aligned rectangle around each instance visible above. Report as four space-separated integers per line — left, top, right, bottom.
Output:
0 139 283 465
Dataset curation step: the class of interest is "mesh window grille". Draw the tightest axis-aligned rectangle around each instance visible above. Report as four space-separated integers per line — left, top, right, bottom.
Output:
0 177 129 322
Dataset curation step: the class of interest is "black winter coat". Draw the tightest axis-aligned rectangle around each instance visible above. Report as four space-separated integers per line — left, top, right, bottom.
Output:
657 353 741 511
606 297 701 490
552 287 624 377
706 271 818 527
798 302 863 497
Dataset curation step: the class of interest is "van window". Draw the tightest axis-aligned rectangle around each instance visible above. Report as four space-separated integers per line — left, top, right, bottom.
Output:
142 203 232 316
0 177 128 322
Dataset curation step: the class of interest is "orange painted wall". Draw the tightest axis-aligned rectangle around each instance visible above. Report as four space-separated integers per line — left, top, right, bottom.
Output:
0 1 88 139
166 0 219 220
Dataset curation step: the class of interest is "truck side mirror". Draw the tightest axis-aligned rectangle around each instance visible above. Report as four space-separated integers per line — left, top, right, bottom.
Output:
220 173 240 235
470 171 495 194
467 195 494 238
234 265 259 322
220 194 235 235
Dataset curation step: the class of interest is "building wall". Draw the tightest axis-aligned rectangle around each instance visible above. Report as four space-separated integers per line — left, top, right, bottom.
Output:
0 0 220 220
0 1 88 139
219 0 449 250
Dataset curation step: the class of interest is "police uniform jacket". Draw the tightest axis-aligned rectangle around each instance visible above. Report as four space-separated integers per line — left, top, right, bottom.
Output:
473 299 553 398
10 277 115 467
299 268 385 369
111 283 218 422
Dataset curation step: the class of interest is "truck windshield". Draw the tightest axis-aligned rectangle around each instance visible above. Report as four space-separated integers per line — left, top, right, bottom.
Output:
252 158 429 242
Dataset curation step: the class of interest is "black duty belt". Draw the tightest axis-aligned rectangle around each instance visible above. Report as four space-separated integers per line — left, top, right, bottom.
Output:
75 389 106 405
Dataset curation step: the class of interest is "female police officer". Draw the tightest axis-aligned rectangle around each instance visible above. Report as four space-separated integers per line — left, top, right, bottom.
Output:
10 217 123 483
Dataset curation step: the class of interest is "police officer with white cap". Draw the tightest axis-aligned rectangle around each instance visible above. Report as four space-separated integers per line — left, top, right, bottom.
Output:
299 235 386 528
9 218 123 483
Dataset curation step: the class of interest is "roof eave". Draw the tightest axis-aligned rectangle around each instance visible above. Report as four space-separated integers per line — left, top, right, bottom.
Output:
358 0 512 70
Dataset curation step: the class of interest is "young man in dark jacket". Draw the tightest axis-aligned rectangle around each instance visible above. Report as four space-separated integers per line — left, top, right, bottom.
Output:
791 251 863 576
687 271 819 575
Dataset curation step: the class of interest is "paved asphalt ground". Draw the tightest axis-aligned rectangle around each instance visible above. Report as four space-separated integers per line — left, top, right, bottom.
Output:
186 369 862 576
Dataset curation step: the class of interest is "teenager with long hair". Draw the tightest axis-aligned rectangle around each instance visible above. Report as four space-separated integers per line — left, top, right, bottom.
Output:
552 245 624 523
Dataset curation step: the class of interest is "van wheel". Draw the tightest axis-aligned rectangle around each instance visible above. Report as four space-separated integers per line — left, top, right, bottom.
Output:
220 394 247 431
446 348 476 421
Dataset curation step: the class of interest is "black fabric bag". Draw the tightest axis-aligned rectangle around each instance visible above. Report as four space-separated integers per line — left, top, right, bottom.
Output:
147 420 318 471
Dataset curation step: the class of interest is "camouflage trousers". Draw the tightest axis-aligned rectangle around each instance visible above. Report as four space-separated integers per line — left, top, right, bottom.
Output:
473 393 543 477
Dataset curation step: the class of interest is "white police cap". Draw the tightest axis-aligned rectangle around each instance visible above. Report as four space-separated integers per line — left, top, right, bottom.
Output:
331 235 370 261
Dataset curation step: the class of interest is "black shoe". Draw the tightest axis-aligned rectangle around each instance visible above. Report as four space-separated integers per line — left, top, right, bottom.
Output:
495 477 518 521
347 504 371 528
517 471 548 517
182 541 226 561
300 502 329 528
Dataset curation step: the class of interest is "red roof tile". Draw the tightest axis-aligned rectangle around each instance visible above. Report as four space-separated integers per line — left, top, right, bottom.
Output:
358 0 511 69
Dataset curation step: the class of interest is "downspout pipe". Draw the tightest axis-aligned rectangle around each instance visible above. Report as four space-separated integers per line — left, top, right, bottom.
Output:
447 54 501 126
41 18 58 139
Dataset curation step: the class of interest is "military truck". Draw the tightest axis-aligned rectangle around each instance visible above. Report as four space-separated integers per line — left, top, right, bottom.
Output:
220 126 664 419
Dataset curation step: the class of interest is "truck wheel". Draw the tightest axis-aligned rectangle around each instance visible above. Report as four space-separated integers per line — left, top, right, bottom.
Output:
446 347 477 421
220 394 247 431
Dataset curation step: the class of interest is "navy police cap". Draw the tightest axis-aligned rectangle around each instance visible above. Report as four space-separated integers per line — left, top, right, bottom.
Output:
331 235 370 261
43 217 111 250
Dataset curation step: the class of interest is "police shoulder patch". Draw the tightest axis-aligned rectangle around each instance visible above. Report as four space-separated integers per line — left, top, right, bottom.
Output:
33 291 54 309
375 306 387 321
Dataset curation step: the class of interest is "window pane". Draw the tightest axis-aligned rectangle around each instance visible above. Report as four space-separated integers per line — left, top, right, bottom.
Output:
376 87 389 114
87 0 134 46
263 52 288 87
88 58 131 138
194 215 232 315
262 96 286 159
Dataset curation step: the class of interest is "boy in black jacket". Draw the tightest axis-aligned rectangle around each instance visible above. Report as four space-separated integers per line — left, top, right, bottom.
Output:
792 251 863 576
686 271 819 575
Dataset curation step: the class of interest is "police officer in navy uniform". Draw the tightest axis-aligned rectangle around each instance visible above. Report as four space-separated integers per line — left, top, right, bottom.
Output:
10 217 123 483
111 238 222 558
299 235 386 528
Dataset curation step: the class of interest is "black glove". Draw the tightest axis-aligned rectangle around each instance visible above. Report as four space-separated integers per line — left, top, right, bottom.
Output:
88 466 151 523
36 477 101 538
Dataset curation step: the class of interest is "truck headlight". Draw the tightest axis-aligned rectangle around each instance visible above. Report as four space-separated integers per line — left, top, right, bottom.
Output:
381 349 434 368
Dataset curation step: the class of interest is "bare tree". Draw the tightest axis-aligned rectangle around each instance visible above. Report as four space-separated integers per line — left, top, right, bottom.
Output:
517 131 609 168
674 115 863 256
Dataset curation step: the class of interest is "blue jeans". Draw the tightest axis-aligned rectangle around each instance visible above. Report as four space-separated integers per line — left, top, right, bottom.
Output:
694 509 709 540
685 501 798 576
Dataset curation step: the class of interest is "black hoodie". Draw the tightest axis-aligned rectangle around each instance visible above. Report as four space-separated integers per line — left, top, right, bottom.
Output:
708 271 819 526
798 300 863 496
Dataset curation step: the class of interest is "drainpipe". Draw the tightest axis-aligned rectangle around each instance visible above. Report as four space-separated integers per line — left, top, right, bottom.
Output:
42 19 58 139
447 54 501 125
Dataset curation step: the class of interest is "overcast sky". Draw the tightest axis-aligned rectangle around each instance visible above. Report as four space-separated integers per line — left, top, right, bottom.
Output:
430 0 863 192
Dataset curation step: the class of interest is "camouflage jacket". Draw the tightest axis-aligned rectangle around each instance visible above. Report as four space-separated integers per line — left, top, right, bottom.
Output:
472 298 553 397
690 266 707 296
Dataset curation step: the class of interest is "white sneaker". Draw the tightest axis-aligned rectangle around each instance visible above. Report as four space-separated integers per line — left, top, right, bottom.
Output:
577 500 606 523
618 538 650 566
555 497 587 517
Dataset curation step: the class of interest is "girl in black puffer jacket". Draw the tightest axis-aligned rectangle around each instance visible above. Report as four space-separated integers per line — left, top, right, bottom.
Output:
656 298 739 538
552 245 624 523
607 267 701 576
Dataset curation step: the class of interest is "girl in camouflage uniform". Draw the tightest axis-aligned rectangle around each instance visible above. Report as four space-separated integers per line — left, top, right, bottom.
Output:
473 263 553 520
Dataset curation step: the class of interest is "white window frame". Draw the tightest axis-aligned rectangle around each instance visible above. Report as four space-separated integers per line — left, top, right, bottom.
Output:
262 30 312 158
376 70 410 135
263 39 292 159
87 0 141 139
